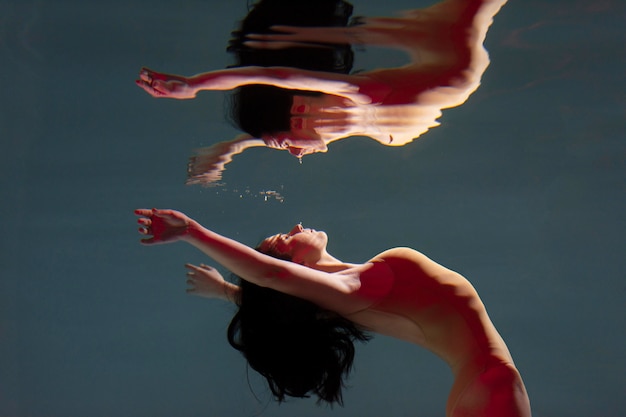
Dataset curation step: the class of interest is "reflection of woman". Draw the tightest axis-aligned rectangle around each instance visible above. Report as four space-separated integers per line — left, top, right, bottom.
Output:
135 208 531 416
138 0 507 183
226 0 355 146
187 0 357 184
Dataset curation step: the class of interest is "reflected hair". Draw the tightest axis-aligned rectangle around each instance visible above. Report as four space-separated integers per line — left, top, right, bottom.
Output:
226 0 356 137
227 248 370 406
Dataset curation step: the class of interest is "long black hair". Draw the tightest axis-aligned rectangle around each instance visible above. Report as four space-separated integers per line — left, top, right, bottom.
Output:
226 0 356 138
227 249 370 406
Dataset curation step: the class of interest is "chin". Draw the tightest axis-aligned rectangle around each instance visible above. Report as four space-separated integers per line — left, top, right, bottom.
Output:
318 231 329 244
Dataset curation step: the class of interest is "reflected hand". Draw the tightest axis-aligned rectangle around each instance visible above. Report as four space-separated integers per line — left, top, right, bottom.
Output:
186 142 237 186
135 67 197 99
185 263 231 300
135 208 195 245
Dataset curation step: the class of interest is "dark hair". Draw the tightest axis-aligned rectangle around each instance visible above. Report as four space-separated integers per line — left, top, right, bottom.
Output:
226 0 356 138
227 249 370 406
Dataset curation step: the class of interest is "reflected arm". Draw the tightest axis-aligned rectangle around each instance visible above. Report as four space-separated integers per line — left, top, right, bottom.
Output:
187 134 266 186
187 66 387 104
137 65 385 103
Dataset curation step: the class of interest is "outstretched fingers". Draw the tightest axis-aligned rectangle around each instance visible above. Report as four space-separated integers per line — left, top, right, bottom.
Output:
134 208 192 247
135 68 175 97
135 208 158 244
185 263 215 273
136 68 156 94
135 79 166 97
134 208 153 217
138 67 156 82
134 208 171 218
137 217 151 227
135 209 151 234
185 263 216 295
185 263 197 292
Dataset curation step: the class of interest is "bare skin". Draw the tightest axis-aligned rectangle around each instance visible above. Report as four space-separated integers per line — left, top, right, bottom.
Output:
137 0 508 185
135 208 531 416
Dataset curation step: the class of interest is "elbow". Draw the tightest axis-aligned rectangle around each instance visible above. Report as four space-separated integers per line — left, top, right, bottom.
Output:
255 265 288 288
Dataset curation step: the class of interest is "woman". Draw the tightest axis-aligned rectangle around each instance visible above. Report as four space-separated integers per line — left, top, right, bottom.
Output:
135 208 531 416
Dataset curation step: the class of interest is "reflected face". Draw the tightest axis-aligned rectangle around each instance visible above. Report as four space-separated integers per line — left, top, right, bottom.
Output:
261 94 348 157
262 132 325 157
291 94 351 117
259 224 328 264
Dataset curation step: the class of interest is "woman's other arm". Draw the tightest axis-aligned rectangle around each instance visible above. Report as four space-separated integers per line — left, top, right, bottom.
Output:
184 263 240 303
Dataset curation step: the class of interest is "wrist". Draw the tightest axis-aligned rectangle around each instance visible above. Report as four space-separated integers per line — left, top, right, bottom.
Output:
187 73 210 92
181 220 203 242
223 282 241 304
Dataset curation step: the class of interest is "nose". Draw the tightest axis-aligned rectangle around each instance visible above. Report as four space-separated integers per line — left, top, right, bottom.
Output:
288 224 304 236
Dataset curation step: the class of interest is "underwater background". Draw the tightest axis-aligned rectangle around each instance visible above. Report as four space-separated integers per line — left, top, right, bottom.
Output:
1 0 624 416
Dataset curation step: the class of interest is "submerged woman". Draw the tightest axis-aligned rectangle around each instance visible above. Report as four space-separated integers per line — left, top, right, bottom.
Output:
137 0 508 184
135 208 531 416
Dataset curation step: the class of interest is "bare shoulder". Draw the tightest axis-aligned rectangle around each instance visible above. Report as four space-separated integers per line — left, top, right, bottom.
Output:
372 247 458 277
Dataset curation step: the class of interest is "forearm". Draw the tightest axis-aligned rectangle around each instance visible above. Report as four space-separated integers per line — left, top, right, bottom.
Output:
188 66 329 92
204 280 240 304
182 222 279 286
222 281 241 303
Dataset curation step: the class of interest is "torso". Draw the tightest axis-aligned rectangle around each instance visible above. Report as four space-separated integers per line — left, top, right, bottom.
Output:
348 248 512 365
317 0 502 146
345 247 531 416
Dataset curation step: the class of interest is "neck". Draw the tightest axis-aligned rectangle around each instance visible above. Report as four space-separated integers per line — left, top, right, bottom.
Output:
304 251 358 273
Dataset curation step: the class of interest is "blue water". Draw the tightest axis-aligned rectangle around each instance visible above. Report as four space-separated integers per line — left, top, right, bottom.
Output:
1 1 624 416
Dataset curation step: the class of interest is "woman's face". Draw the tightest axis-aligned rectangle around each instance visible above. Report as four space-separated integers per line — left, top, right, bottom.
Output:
260 224 328 264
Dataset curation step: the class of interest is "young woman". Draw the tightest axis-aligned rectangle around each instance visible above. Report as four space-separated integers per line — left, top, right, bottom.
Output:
135 208 531 416
137 0 508 184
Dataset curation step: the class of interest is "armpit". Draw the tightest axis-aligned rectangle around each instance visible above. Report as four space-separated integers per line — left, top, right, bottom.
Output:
352 260 395 306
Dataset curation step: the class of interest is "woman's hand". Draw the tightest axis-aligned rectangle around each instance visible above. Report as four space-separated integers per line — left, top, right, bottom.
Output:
135 208 195 245
185 263 239 302
135 67 197 99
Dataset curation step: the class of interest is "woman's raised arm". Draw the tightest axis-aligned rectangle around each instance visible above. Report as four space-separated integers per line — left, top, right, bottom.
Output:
135 209 367 312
